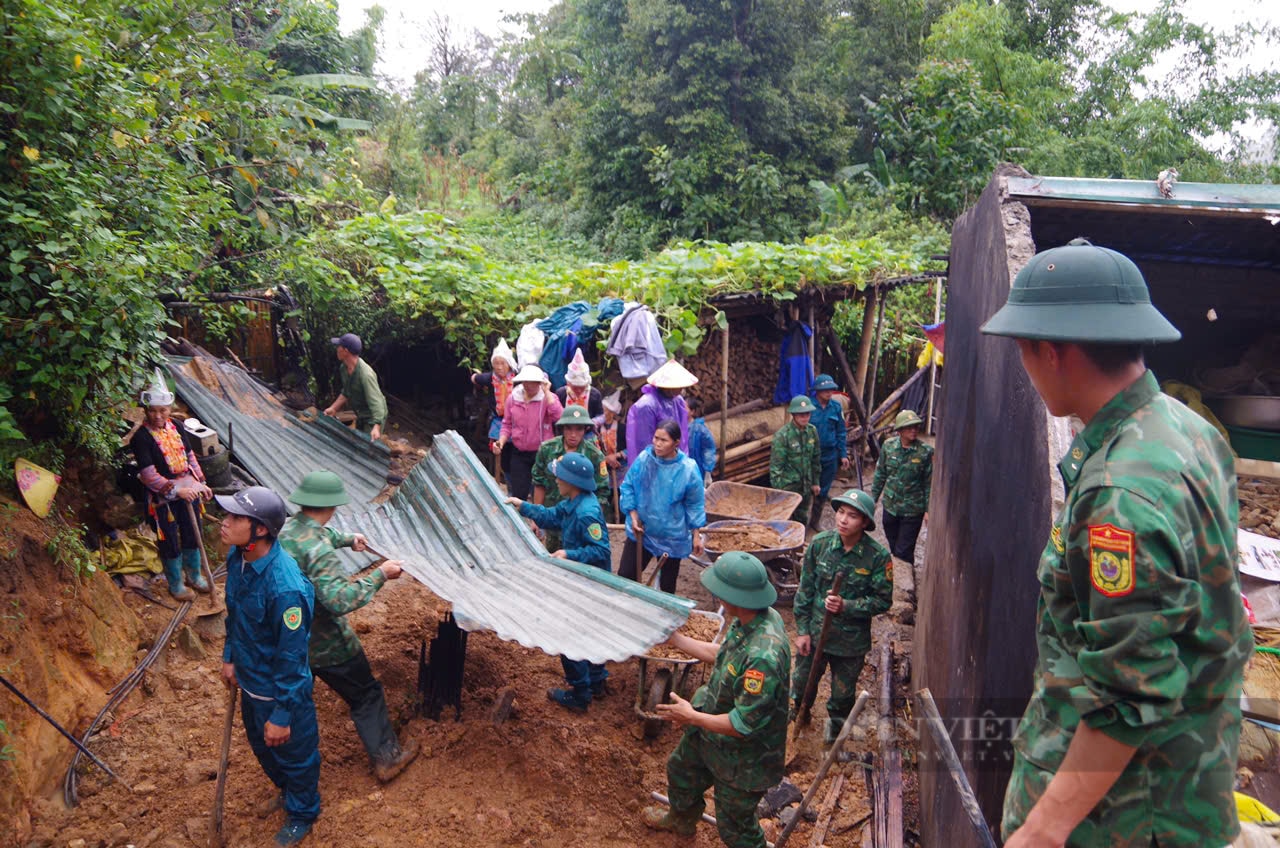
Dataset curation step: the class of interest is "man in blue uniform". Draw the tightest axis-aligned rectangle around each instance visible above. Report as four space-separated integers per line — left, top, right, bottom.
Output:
809 374 849 528
505 452 612 711
217 487 319 847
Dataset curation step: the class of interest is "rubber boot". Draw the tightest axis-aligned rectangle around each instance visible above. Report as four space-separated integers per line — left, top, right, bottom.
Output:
373 737 421 783
823 717 841 746
181 548 211 594
809 497 827 531
641 805 698 836
273 819 312 847
547 687 591 713
163 557 195 602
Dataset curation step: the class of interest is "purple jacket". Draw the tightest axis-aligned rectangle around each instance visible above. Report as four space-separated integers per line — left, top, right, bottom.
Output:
500 386 563 452
626 385 689 458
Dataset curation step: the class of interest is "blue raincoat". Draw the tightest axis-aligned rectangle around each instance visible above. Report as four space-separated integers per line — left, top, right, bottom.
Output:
619 447 706 559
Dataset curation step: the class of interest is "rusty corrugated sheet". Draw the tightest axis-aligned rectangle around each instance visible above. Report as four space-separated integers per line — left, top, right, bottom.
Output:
171 358 693 662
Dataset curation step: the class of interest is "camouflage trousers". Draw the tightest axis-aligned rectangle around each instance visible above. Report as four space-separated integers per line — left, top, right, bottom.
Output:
667 729 768 848
790 651 865 722
779 483 814 526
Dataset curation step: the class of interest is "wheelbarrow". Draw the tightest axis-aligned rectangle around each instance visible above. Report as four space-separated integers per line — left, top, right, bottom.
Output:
694 518 807 606
635 608 726 739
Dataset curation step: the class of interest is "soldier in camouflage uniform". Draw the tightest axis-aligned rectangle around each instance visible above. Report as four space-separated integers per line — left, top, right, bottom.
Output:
642 552 790 848
981 239 1251 848
530 404 609 551
791 489 892 744
870 409 932 564
770 395 822 526
279 471 421 785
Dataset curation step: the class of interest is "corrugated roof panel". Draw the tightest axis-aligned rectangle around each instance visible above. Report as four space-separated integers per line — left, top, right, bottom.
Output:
1007 176 1280 212
171 357 693 662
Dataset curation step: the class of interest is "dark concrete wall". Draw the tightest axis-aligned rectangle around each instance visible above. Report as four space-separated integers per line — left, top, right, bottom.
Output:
915 168 1056 847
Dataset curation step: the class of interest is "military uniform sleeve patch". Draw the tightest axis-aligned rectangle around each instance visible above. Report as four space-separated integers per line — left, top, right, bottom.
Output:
1050 524 1065 554
743 669 765 695
1088 524 1135 597
283 606 303 630
588 523 603 541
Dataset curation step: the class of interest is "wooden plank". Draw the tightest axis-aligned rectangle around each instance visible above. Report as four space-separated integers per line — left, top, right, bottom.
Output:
1238 457 1280 481
808 772 846 848
867 289 888 411
868 366 928 427
873 643 902 848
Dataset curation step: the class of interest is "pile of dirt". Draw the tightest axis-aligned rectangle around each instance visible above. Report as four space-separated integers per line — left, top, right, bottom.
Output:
0 495 141 843
702 524 784 553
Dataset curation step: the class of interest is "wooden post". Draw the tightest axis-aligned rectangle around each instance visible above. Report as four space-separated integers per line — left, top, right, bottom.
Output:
873 642 902 848
807 299 817 379
853 287 878 398
719 324 730 478
867 287 888 412
824 325 879 461
925 281 943 435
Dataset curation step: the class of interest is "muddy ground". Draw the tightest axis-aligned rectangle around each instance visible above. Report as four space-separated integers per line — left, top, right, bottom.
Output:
17 458 920 848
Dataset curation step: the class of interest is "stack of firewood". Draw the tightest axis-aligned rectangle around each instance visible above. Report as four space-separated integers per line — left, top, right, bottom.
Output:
1241 477 1280 539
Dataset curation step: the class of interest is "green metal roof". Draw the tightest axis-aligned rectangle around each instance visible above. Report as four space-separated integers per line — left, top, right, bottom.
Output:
1008 176 1280 213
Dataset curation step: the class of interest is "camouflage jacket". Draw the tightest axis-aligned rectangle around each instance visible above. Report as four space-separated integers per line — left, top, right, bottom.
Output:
794 530 892 657
871 435 932 517
531 436 610 516
769 421 820 491
339 358 387 431
1002 371 1250 847
277 513 386 669
690 607 791 792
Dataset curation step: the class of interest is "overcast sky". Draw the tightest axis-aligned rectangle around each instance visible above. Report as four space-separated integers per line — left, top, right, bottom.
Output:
339 0 1279 88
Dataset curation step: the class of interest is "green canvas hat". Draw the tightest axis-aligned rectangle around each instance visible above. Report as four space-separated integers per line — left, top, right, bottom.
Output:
288 470 349 508
788 395 817 414
556 405 593 428
830 488 876 530
892 409 923 430
980 238 1180 344
700 551 778 609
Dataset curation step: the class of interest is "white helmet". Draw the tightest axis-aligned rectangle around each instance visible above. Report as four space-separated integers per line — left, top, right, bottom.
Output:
140 367 175 407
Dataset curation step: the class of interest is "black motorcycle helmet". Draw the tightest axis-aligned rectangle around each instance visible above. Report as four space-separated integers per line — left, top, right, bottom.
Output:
215 486 288 539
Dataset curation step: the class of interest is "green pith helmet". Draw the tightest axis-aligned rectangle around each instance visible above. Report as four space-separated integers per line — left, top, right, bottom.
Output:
556 405 592 428
787 395 816 414
288 470 350 508
812 374 839 392
830 489 876 531
700 551 778 609
980 238 1181 344
552 452 598 492
893 409 923 430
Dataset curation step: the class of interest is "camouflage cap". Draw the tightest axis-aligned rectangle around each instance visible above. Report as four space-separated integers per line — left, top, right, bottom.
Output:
980 238 1181 344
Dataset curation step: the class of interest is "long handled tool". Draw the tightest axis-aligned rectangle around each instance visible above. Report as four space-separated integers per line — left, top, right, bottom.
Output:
641 553 669 588
916 688 997 848
186 500 223 616
0 672 129 788
793 573 846 734
608 467 620 523
209 685 236 848
775 689 870 848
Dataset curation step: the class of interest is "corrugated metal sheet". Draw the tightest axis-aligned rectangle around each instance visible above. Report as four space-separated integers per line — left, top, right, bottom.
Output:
1007 176 1280 212
170 357 693 662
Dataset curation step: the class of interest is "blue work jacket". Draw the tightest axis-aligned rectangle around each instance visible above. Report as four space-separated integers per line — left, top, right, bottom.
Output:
221 541 315 728
520 493 611 568
810 396 848 462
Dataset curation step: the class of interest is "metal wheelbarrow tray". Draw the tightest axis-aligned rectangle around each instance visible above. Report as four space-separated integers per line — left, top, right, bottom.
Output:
700 519 807 563
704 480 803 523
635 608 726 739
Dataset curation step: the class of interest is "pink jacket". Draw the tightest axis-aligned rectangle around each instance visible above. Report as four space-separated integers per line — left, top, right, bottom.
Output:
500 386 563 452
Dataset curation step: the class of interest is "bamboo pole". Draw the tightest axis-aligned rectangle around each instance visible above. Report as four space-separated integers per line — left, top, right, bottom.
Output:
720 325 730 478
808 299 817 379
926 281 943 435
853 287 878 398
867 288 888 412
824 326 878 461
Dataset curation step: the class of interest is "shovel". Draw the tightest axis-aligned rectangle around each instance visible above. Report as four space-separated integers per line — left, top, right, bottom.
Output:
186 500 224 616
792 573 845 736
208 685 236 848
